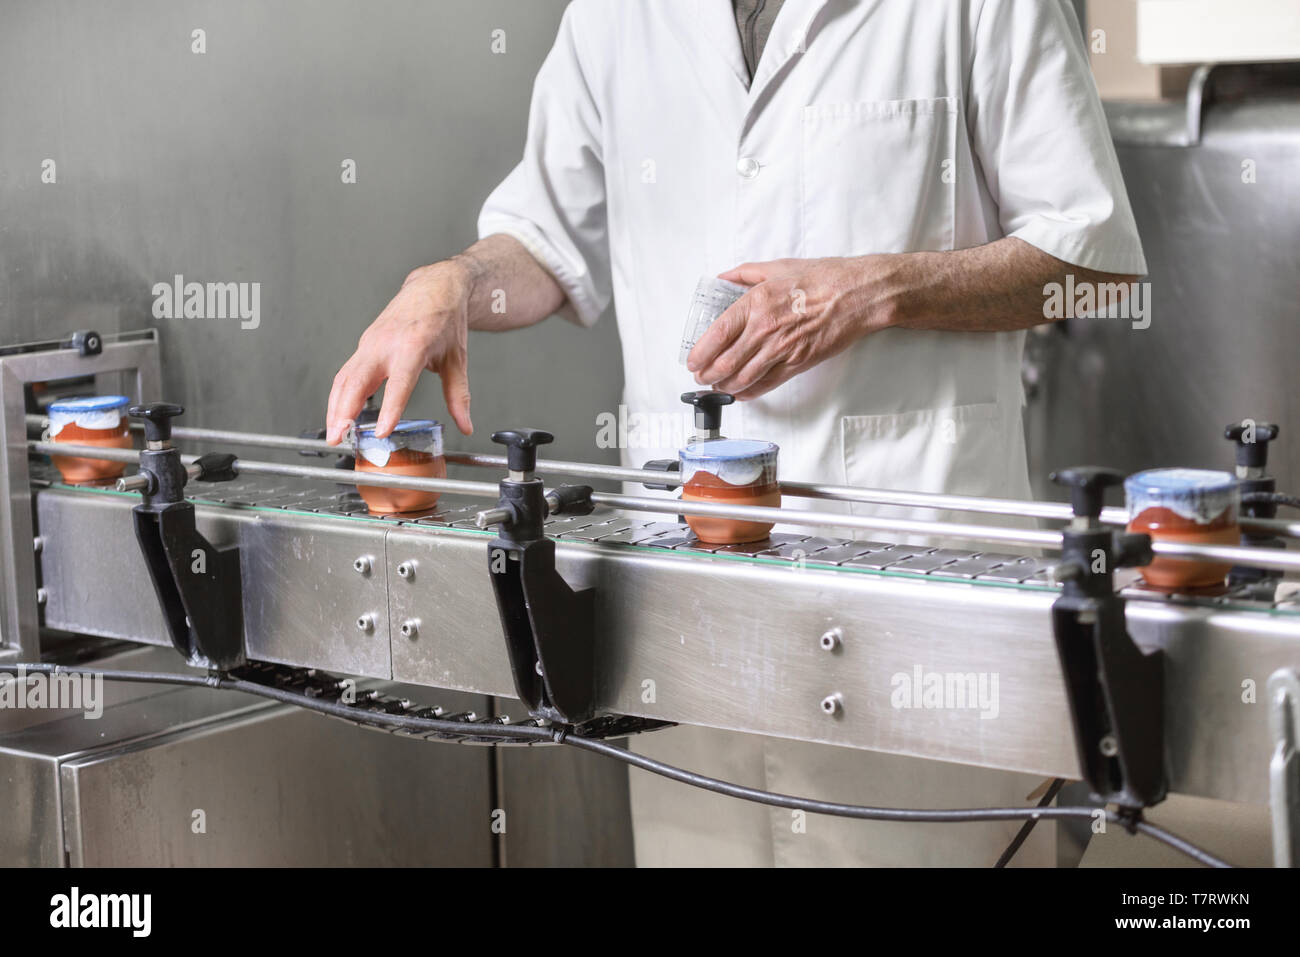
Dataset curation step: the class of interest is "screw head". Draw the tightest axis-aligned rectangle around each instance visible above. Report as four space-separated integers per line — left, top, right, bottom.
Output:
35 587 48 606
819 628 842 651
353 555 373 576
1099 734 1119 757
820 693 843 716
397 560 416 580
400 618 420 639
356 613 375 634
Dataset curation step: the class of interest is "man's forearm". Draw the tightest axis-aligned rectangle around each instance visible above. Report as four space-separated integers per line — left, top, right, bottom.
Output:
882 237 1138 333
450 233 567 332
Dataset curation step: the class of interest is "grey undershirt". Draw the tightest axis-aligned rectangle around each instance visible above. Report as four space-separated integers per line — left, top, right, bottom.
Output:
733 0 786 79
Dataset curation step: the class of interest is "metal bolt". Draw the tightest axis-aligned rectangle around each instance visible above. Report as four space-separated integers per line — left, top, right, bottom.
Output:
32 537 43 554
35 588 48 606
353 555 373 575
400 618 421 639
820 693 843 717
355 613 376 634
819 627 842 651
396 560 416 580
116 473 150 493
1099 734 1119 757
476 506 513 529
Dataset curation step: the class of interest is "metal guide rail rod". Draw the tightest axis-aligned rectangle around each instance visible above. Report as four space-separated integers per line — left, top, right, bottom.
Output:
25 415 1300 539
27 438 1300 572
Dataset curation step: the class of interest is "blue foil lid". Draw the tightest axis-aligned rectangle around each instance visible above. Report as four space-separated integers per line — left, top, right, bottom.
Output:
49 394 130 413
1125 468 1238 525
680 439 778 486
354 419 442 466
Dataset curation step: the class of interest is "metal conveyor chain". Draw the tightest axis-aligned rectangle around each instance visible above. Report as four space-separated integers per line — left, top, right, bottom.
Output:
230 660 675 745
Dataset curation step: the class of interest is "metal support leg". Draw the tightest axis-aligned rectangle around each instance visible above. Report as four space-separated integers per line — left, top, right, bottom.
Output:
1269 668 1300 867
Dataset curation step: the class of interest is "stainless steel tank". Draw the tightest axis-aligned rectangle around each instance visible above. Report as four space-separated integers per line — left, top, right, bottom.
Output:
1026 64 1300 502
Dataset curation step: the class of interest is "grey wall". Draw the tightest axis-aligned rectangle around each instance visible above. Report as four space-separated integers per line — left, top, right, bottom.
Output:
0 0 624 468
2 0 634 867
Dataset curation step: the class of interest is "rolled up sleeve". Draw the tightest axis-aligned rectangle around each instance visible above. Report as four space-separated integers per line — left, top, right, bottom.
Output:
967 0 1148 276
477 6 611 327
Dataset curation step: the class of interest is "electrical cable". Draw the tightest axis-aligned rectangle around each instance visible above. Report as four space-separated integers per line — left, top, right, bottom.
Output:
3 662 1233 868
994 777 1065 868
1241 492 1300 510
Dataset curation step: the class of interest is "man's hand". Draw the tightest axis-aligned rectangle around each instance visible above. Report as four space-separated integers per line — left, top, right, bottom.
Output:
688 241 1141 400
326 262 474 443
688 257 898 401
324 234 566 445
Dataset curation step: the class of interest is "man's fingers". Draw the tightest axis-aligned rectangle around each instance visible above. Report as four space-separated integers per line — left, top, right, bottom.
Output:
326 359 382 445
712 346 780 396
374 359 425 438
440 350 474 436
687 294 751 373
718 262 771 286
696 325 768 388
733 363 793 402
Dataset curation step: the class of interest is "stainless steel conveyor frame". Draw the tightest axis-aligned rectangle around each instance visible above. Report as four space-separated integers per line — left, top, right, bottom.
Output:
5 330 1300 864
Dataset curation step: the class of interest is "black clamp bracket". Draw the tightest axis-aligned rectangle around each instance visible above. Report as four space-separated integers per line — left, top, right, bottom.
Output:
1225 421 1285 589
480 428 597 724
642 391 734 492
1049 466 1167 810
127 402 245 670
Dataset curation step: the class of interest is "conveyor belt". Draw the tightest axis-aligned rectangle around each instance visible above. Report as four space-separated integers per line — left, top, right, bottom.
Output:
31 464 1300 616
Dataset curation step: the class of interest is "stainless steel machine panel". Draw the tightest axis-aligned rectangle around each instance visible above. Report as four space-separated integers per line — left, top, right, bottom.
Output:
0 647 495 866
31 479 1300 807
241 513 393 678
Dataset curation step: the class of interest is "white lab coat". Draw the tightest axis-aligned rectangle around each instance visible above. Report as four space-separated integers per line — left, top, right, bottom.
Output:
479 0 1147 866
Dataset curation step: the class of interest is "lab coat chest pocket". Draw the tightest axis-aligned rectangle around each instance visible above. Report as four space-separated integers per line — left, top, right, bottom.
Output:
801 98 958 258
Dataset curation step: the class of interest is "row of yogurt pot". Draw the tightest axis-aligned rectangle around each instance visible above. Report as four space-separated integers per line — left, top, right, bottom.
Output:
45 396 1242 591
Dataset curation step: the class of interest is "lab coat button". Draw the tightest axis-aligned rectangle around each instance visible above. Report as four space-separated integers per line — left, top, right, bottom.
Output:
736 156 760 179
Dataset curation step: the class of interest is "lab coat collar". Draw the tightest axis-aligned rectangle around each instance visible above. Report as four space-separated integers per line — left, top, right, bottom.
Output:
749 0 832 100
695 0 750 89
696 0 831 97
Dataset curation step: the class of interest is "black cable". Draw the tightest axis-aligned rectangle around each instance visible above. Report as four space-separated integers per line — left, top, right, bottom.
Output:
1241 491 1300 510
994 777 1065 868
4 663 1233 868
558 735 1231 868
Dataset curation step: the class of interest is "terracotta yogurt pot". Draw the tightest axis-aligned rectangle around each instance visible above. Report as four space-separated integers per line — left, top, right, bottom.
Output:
48 395 133 483
353 419 446 515
1125 468 1240 591
679 439 781 545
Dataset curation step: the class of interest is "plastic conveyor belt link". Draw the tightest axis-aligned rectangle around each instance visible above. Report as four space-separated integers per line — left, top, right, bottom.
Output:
232 660 674 745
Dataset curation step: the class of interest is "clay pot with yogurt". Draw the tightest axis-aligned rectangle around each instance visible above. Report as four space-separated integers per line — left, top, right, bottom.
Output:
680 439 780 544
1125 468 1240 591
353 420 446 515
48 395 133 483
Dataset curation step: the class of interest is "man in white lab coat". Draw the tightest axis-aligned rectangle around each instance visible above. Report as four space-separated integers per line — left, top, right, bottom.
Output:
327 0 1146 866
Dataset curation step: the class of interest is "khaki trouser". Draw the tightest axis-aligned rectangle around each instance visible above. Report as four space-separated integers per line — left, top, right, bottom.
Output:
629 725 1056 867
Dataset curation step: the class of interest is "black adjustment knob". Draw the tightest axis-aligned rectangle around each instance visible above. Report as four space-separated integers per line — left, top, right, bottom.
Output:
491 428 554 473
1051 466 1125 520
1225 421 1279 469
681 391 734 433
128 402 185 443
